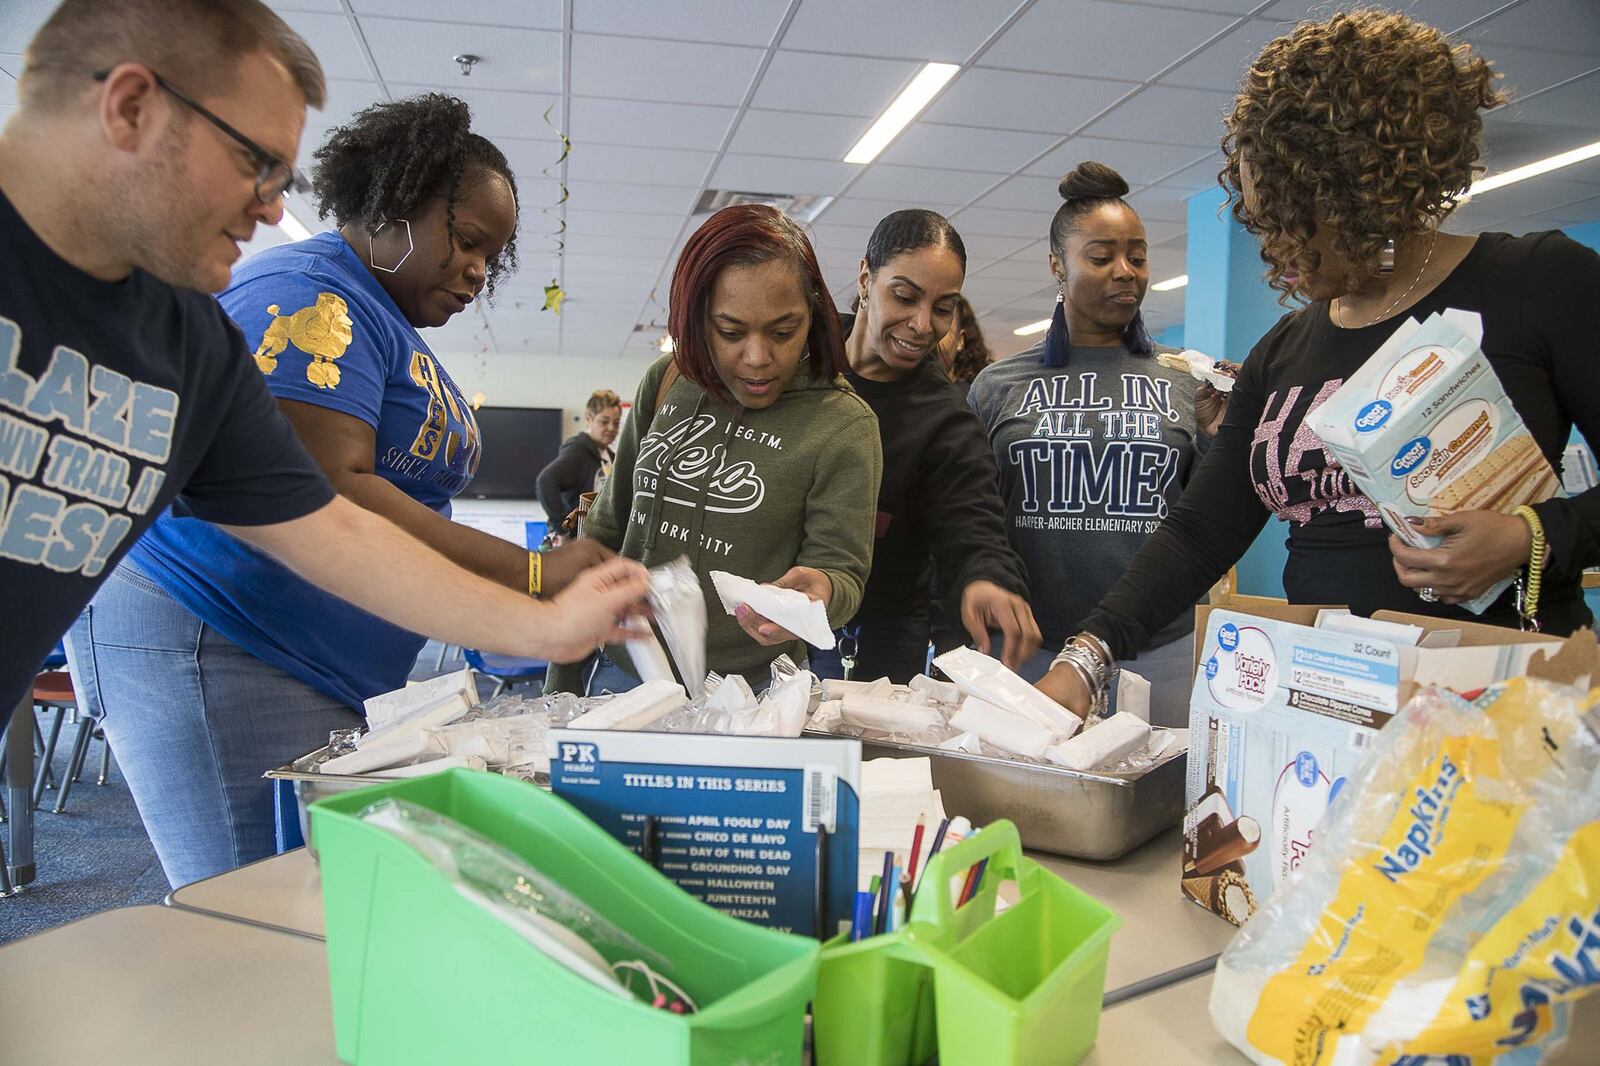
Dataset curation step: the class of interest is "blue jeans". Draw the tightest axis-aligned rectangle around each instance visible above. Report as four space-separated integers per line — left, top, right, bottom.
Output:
67 562 363 888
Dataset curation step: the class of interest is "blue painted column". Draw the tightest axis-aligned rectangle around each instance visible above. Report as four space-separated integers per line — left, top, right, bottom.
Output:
1183 187 1292 596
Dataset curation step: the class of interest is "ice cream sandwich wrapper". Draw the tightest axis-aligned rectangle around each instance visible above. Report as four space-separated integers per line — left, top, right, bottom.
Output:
1309 309 1560 614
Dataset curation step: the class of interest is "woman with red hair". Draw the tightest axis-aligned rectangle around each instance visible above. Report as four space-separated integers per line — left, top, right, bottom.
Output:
546 205 883 695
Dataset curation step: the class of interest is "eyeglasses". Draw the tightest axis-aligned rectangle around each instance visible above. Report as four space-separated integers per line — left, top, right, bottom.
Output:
92 68 311 203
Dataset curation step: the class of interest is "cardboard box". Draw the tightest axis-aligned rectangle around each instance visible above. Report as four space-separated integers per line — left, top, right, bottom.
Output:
1309 309 1559 613
1180 602 1583 925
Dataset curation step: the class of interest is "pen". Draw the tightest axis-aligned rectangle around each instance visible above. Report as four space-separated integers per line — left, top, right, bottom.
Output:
850 891 875 941
874 850 894 935
886 865 902 931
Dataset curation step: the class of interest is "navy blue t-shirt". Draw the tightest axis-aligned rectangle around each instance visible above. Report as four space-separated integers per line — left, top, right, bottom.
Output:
0 189 334 719
129 233 482 708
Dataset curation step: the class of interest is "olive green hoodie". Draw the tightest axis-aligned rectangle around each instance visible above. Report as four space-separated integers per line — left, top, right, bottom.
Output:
546 354 882 693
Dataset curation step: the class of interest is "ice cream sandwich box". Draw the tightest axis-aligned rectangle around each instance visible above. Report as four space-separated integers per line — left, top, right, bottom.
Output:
1181 601 1564 925
1309 308 1560 614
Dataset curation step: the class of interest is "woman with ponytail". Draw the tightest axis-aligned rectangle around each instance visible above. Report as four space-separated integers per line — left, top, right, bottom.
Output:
968 162 1215 726
75 94 617 886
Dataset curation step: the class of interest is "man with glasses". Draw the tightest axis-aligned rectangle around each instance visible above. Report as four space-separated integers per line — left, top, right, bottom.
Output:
0 2 648 774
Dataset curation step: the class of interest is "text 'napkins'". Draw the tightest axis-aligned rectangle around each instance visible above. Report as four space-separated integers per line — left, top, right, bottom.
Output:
710 570 835 649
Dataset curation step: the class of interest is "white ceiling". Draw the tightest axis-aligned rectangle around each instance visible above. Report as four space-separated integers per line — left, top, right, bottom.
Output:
1 0 1598 374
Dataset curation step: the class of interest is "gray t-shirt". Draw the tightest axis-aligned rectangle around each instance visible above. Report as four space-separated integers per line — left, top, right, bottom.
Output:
968 341 1204 650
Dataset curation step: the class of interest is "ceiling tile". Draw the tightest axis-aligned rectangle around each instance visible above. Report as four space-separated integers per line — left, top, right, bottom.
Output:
277 11 373 82
751 52 922 117
922 68 1134 135
572 35 765 107
817 197 958 229
1491 72 1600 133
781 0 1008 62
1159 17 1286 93
574 0 792 46
0 0 55 53
1465 0 1600 58
981 0 1239 82
969 252 1053 282
971 173 1067 212
561 233 677 259
564 144 714 187
384 83 561 142
946 206 1046 240
878 123 1059 173
1534 195 1600 227
1135 219 1187 245
1082 85 1235 148
358 18 561 93
958 233 1037 262
1482 118 1600 179
1027 137 1214 187
1452 176 1600 226
850 163 1006 205
728 109 868 160
1262 0 1511 31
563 180 700 215
350 0 561 27
1483 44 1600 104
569 97 737 151
300 80 389 161
1155 153 1226 191
710 154 860 195
564 211 685 238
496 136 572 177
960 276 1037 307
1125 185 1200 223
806 223 876 253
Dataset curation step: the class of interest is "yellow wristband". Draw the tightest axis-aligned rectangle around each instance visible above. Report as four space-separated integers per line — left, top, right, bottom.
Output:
1513 505 1546 625
528 550 543 597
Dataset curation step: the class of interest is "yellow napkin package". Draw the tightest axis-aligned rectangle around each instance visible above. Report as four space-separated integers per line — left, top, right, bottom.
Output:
1211 673 1600 1065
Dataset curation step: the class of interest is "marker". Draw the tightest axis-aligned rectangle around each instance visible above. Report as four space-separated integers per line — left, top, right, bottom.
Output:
874 850 895 935
850 891 875 941
916 817 951 895
886 866 902 931
906 815 927 887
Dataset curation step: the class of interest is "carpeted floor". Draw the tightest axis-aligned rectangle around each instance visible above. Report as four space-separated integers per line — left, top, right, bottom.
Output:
0 713 167 944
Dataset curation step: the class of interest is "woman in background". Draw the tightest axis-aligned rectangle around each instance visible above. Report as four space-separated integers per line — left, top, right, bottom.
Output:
73 94 615 886
969 163 1210 726
546 204 882 696
935 294 993 397
537 388 621 542
811 209 1037 683
1037 11 1600 719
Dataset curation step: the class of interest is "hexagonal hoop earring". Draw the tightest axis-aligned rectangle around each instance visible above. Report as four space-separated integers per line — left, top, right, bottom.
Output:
370 219 413 273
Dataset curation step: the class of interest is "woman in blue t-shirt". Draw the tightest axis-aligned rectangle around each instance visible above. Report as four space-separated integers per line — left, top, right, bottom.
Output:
70 94 609 887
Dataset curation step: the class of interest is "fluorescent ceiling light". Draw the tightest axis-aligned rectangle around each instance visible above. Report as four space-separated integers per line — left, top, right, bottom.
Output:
1470 138 1600 195
844 62 960 165
278 207 312 242
1013 318 1051 336
1150 274 1188 292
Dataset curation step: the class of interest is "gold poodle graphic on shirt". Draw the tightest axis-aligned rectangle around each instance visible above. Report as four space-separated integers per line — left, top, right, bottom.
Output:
252 292 354 388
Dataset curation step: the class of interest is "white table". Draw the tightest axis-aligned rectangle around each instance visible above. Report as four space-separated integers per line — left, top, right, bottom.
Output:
1034 827 1240 999
167 847 324 939
1084 969 1600 1065
0 905 339 1064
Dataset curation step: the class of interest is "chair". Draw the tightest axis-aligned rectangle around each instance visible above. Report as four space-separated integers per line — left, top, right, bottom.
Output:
462 648 548 700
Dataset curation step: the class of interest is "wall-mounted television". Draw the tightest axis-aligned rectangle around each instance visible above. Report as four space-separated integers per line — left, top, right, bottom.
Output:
463 406 564 500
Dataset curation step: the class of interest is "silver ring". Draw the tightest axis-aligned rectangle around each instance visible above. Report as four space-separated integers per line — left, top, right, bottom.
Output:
1418 586 1439 603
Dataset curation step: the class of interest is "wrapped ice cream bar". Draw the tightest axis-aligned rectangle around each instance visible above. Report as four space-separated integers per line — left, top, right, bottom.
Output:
821 678 890 701
567 679 685 731
1192 814 1262 877
909 674 963 705
1156 348 1237 392
949 697 1053 758
839 694 944 734
1045 712 1151 771
933 647 1083 738
1310 309 1559 613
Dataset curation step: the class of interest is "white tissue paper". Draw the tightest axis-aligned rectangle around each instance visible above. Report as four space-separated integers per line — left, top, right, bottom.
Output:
938 732 983 754
1046 712 1152 772
821 677 890 701
858 757 945 889
709 570 835 649
1115 669 1151 722
362 667 477 730
567 679 686 731
949 697 1053 759
737 666 814 738
808 699 844 732
840 693 944 734
909 674 963 705
933 647 1083 738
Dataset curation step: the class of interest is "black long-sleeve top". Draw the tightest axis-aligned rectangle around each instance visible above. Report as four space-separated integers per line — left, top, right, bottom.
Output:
535 432 611 534
1083 231 1600 659
842 336 1030 679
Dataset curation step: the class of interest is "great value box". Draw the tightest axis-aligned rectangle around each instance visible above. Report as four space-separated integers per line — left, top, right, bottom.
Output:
1180 600 1574 925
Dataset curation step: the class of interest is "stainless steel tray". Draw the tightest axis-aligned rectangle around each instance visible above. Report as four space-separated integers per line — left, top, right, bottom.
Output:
265 746 547 859
817 732 1185 861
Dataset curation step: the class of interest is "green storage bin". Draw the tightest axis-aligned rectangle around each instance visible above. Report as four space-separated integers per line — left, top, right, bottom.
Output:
310 769 820 1066
812 820 1119 1066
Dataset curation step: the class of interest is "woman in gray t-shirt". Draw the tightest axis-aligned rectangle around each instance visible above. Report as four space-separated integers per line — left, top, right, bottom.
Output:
969 162 1225 726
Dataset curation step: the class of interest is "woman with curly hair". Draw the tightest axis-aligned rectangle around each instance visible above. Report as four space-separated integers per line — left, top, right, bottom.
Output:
1036 10 1600 716
73 94 611 886
934 294 992 396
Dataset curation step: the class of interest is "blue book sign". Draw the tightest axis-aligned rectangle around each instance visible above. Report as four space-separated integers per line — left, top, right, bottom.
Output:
549 729 860 938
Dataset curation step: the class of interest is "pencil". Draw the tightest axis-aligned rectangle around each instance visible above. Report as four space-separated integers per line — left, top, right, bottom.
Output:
906 815 927 887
